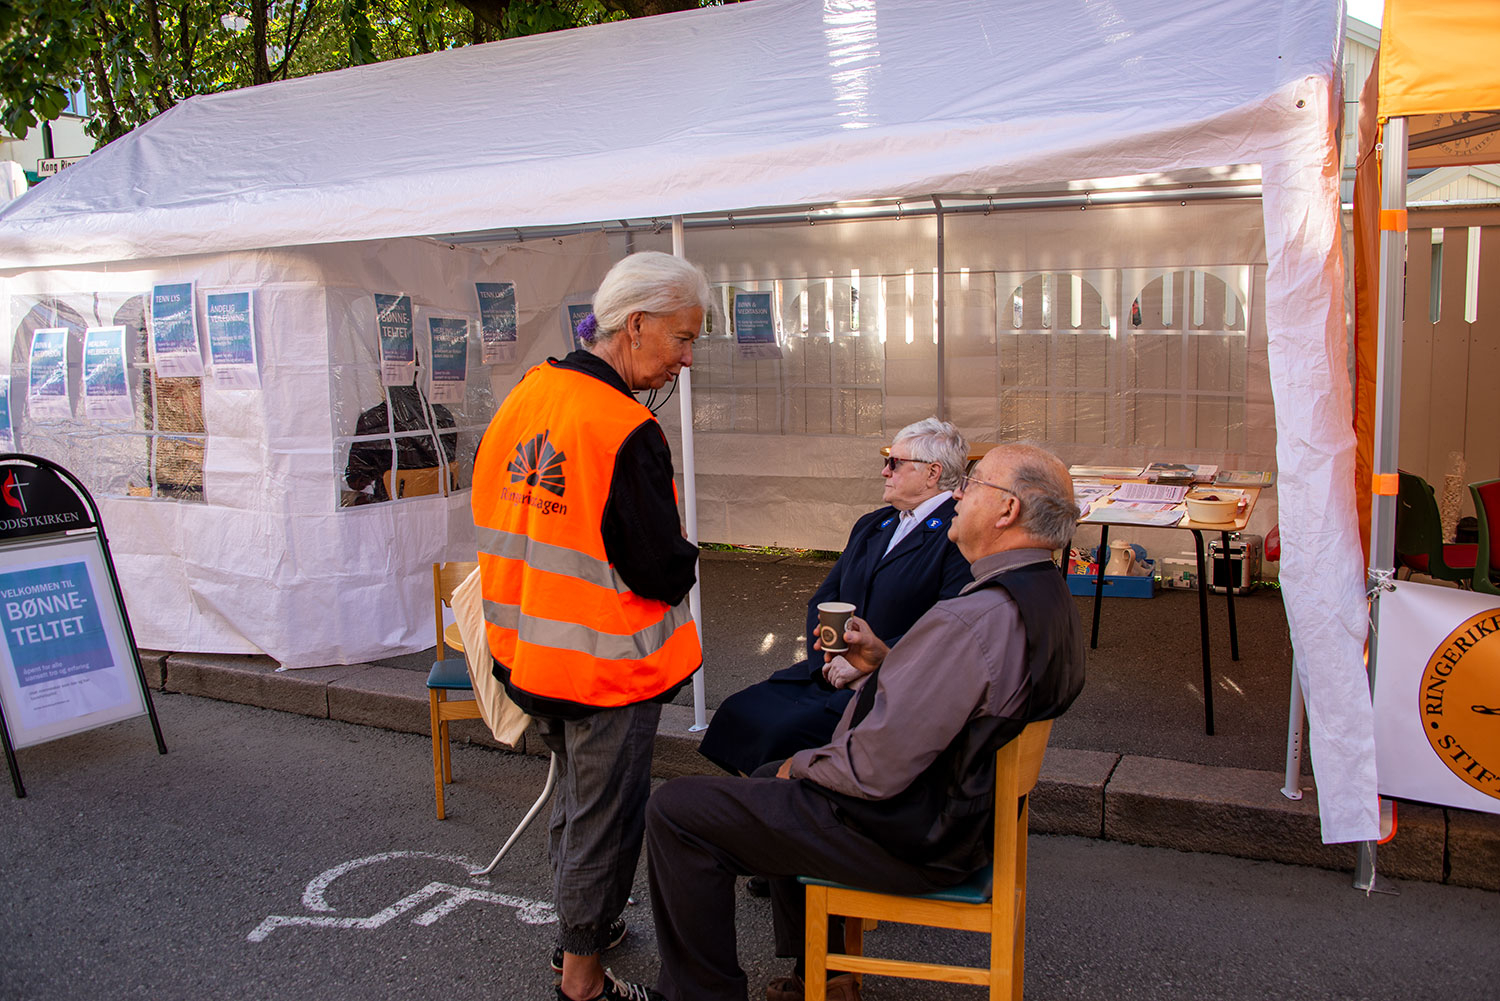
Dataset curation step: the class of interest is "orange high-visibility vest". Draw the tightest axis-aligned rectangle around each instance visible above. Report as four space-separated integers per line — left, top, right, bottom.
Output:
472 361 700 709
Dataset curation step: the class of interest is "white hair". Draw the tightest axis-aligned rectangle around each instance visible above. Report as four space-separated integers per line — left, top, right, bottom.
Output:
892 417 968 490
592 252 712 340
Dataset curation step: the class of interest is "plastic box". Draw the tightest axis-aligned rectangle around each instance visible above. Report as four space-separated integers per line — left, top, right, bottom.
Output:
1066 572 1157 598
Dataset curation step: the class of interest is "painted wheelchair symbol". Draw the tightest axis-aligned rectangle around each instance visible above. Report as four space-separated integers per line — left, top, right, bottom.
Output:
247 850 555 942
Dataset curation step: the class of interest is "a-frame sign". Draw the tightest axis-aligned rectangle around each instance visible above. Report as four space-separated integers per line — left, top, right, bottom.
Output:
0 454 166 797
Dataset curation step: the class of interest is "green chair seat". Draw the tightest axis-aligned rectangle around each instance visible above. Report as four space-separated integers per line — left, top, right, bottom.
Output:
799 866 993 905
427 656 473 691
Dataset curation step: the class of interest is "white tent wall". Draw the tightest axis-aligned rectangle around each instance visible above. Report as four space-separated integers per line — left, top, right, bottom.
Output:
636 198 1278 556
0 232 613 666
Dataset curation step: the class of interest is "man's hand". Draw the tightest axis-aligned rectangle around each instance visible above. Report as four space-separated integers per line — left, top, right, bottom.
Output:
815 614 888 676
821 654 867 689
775 759 794 779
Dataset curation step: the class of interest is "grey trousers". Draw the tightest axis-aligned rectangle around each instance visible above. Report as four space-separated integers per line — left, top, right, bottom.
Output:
646 774 949 1001
536 701 662 955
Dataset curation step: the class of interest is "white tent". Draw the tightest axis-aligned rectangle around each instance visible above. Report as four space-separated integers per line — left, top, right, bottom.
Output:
0 0 1375 842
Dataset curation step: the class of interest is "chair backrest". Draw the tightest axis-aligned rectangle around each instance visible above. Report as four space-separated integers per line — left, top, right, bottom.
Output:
992 719 1053 867
1395 471 1444 562
434 560 480 657
1471 479 1500 575
385 466 453 499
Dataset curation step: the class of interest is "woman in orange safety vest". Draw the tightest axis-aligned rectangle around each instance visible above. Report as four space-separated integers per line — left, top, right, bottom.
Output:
472 251 708 1001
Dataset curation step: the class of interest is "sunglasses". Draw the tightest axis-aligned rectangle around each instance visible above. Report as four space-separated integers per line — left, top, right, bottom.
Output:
883 455 934 472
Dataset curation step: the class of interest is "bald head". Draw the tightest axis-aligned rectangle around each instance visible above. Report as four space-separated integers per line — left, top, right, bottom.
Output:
948 443 1077 560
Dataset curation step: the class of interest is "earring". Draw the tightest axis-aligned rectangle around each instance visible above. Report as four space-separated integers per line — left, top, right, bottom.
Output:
632 341 641 349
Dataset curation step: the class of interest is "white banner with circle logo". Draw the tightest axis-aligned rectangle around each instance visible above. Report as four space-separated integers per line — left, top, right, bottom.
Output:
1372 580 1500 815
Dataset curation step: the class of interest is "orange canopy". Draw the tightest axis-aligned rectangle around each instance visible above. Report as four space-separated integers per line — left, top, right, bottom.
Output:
1353 1 1500 556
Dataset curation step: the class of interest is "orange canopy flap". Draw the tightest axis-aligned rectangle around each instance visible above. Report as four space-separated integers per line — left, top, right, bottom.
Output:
1380 0 1500 121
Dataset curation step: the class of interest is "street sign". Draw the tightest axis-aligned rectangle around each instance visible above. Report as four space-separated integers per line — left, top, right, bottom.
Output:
36 156 86 177
0 454 166 797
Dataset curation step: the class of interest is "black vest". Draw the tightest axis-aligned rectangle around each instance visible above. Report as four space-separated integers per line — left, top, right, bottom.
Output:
814 560 1086 877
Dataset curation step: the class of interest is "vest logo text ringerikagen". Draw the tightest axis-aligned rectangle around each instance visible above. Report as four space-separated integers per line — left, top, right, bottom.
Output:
504 431 568 515
1421 608 1500 799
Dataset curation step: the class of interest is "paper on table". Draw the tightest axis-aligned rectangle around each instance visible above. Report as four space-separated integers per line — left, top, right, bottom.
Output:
1113 482 1188 503
1081 504 1186 527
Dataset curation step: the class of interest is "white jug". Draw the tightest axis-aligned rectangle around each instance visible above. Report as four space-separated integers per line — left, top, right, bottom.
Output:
1104 540 1138 576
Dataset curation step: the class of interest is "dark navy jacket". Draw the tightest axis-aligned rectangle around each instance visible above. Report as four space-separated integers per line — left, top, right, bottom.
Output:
774 496 972 682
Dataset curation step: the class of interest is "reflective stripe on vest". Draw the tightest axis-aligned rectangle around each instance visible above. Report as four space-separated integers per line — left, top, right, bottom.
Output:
481 596 694 662
477 525 631 595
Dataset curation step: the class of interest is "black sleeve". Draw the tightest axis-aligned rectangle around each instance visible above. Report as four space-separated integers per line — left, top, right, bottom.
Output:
601 421 699 605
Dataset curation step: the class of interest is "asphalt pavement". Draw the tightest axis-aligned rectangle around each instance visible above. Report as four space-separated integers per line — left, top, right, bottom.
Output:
4 694 1498 1001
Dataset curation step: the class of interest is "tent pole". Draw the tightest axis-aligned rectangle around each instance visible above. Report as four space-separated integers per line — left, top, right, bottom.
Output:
1356 114 1408 894
673 215 708 732
934 197 946 421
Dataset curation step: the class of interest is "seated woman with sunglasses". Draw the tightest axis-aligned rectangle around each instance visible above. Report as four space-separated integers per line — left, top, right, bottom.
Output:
698 418 973 780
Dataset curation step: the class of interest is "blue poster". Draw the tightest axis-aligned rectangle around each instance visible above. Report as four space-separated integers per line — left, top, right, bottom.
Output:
734 291 781 360
475 282 517 365
1 561 113 688
27 327 70 418
81 326 131 420
0 378 12 450
150 282 204 377
428 316 468 405
375 293 415 386
566 303 594 352
205 291 261 389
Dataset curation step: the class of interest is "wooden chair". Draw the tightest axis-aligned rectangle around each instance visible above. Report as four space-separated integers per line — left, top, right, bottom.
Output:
384 466 457 500
1468 479 1500 596
1394 471 1476 584
800 719 1053 1001
428 560 482 819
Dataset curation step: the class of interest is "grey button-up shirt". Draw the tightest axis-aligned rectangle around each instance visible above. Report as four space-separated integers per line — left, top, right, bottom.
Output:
786 547 1051 800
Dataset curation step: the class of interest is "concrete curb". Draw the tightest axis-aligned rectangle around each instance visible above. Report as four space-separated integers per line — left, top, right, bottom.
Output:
143 650 1500 891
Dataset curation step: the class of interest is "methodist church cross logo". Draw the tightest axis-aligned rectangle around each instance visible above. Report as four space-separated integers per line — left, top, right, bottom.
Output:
2 471 27 514
508 431 567 498
1420 608 1500 800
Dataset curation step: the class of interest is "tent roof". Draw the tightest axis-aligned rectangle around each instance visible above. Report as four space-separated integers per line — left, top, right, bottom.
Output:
0 0 1342 269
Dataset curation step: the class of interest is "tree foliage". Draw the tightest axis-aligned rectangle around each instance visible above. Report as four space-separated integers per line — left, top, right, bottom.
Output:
1 0 708 146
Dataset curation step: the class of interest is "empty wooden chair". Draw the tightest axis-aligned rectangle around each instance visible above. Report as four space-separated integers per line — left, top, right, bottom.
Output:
428 560 482 819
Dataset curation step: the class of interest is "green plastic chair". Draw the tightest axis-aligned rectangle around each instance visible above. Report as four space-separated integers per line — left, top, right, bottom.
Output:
1394 472 1476 585
1468 479 1500 596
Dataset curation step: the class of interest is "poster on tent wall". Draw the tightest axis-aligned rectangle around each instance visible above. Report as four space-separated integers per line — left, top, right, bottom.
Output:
734 292 781 360
80 326 132 420
0 377 13 451
27 328 70 419
1372 580 1500 815
475 282 517 365
427 317 468 406
375 293 415 387
204 290 261 390
149 282 204 378
561 298 593 353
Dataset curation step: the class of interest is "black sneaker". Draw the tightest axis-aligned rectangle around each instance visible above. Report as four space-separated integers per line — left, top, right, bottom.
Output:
554 968 662 1001
550 917 628 973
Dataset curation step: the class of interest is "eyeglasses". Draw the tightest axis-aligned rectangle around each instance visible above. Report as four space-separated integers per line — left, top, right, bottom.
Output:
883 455 933 472
958 471 1017 497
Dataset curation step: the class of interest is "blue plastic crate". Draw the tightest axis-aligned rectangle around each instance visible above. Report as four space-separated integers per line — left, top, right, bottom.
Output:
1066 572 1157 599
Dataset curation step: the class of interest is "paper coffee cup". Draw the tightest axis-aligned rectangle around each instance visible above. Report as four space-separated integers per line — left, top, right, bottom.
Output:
816 601 856 653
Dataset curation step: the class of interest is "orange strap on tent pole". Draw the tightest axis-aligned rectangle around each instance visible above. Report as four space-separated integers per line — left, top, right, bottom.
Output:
1379 209 1408 231
1373 473 1399 496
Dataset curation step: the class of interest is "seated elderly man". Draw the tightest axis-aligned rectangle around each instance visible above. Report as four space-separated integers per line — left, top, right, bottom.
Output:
698 417 972 778
645 443 1086 1001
